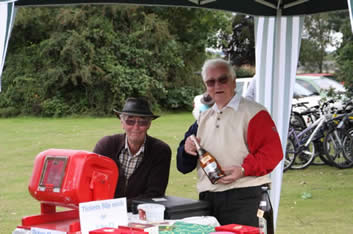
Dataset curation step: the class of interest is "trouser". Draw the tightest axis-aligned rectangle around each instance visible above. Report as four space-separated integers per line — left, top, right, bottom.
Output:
199 185 263 226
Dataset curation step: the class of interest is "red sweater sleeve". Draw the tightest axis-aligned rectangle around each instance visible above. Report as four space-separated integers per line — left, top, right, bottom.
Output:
242 110 283 176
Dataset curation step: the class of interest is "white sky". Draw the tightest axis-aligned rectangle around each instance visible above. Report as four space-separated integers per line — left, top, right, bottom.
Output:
326 32 343 52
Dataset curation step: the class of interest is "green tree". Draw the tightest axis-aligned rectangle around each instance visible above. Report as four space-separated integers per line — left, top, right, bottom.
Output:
218 14 255 66
335 16 353 95
299 13 333 73
0 6 231 117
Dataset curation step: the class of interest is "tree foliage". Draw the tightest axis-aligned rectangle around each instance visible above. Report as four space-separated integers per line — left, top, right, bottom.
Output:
299 13 334 73
217 12 344 76
0 6 230 117
334 13 353 95
218 14 255 67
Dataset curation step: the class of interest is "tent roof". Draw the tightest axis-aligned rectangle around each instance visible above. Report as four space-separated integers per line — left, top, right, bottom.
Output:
14 0 349 16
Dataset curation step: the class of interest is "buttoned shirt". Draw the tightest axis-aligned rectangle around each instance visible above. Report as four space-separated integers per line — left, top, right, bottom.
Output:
119 136 145 180
212 92 241 113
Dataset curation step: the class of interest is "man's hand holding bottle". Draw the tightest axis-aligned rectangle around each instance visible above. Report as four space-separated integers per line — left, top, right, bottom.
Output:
217 165 244 184
185 135 244 184
184 135 198 156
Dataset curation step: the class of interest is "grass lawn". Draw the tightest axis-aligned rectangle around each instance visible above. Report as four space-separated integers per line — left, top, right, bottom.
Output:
1 113 353 233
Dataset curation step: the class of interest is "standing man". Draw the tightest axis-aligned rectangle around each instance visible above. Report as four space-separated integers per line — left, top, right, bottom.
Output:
93 97 171 210
177 58 283 226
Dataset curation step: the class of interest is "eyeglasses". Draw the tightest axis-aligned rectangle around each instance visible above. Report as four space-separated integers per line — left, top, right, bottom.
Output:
124 118 150 127
205 75 229 87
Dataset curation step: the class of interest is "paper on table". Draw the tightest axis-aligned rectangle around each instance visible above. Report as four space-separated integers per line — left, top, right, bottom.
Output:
79 197 128 234
30 228 66 234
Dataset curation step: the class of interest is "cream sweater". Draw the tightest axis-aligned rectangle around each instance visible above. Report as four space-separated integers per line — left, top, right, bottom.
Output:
196 96 272 193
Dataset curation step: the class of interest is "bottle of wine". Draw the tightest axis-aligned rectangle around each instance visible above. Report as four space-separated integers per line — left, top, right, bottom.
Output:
257 185 274 234
190 134 225 184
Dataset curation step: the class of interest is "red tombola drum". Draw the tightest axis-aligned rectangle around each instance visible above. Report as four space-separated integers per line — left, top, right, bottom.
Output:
28 148 118 208
17 149 118 233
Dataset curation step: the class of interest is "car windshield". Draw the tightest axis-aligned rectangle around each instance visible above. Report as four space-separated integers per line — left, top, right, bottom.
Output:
312 77 346 92
296 79 318 94
293 82 315 98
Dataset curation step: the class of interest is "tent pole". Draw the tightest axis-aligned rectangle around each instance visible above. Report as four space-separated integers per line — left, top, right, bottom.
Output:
0 1 17 92
255 12 303 230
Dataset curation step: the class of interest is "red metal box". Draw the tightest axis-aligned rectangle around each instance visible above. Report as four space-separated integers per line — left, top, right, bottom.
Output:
215 224 260 234
28 149 118 208
20 149 119 233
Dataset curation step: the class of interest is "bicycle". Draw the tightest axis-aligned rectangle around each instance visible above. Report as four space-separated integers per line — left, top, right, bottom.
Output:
284 102 320 171
286 100 337 170
323 109 353 169
284 102 311 171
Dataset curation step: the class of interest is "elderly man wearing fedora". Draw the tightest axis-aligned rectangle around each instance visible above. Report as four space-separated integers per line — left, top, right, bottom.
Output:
93 97 171 210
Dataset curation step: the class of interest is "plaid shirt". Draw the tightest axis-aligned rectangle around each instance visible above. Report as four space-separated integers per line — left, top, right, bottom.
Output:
119 136 145 180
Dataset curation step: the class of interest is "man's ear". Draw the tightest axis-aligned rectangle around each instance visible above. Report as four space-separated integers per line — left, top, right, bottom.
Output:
146 121 152 130
120 119 125 130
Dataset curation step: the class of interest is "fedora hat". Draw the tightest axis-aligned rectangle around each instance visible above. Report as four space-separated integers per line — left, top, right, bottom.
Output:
113 97 159 120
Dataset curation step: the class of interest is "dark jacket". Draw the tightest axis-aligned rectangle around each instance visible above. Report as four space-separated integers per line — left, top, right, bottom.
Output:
177 121 199 173
93 134 171 209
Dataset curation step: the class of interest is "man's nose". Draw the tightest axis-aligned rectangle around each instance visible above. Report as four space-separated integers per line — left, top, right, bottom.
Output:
131 122 141 127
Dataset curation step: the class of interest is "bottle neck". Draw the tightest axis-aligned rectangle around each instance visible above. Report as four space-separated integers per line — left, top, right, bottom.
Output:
190 135 201 149
190 134 205 157
196 147 206 156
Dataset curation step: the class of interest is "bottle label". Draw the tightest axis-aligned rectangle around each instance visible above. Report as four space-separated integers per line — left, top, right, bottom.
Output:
259 217 267 234
200 155 212 164
257 209 264 218
203 161 217 174
259 201 267 207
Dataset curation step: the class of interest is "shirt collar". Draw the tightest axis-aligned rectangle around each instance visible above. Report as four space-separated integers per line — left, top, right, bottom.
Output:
124 135 146 157
212 92 242 113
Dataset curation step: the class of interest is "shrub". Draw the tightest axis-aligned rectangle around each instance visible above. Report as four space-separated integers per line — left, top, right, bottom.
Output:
0 107 21 117
235 65 255 78
41 98 70 117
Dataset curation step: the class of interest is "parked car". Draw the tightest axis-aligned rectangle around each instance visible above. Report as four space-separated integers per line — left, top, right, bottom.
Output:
296 73 346 97
292 82 322 108
235 77 252 96
234 77 321 107
296 73 347 111
192 77 322 119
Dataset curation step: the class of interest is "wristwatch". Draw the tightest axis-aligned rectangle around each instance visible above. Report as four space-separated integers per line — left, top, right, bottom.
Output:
241 166 245 176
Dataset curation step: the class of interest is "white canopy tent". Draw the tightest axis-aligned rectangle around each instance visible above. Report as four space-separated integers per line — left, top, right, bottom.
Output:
0 0 16 92
1 0 353 230
254 15 303 225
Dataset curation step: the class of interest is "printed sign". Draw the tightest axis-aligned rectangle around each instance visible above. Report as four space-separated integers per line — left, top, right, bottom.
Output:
79 197 128 234
31 227 66 234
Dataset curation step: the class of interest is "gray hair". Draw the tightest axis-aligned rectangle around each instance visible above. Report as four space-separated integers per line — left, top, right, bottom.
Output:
201 58 236 82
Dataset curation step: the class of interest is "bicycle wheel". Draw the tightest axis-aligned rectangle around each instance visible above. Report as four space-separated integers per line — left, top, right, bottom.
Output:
348 127 353 136
311 139 335 166
310 140 327 165
290 112 307 130
284 137 296 171
291 141 316 169
323 128 353 169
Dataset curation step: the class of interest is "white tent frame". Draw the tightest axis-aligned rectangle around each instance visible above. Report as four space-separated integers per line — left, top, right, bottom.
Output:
254 15 304 226
0 0 16 92
1 0 353 230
